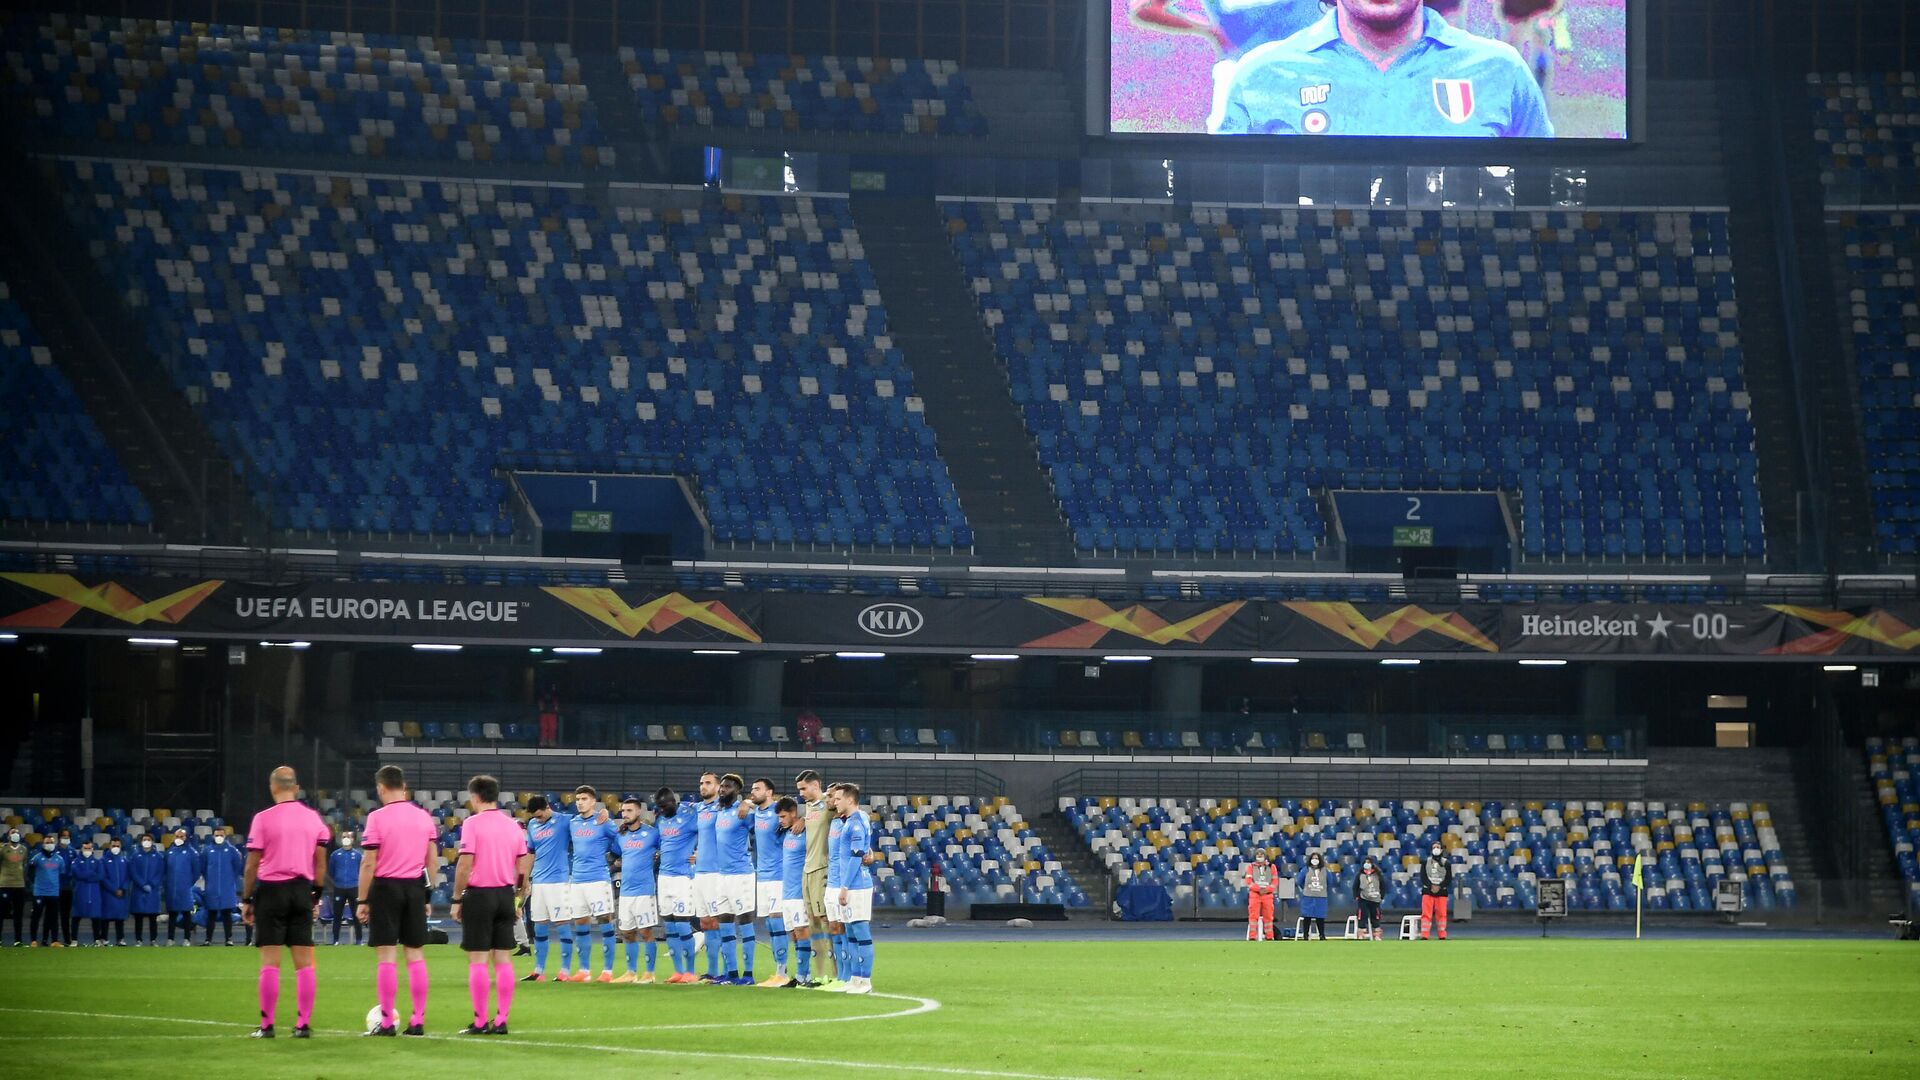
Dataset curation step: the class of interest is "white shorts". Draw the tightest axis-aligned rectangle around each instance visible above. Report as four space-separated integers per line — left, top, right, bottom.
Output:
693 873 722 917
827 886 874 924
713 873 754 917
658 876 695 919
617 894 659 932
569 880 614 920
755 880 785 919
781 897 810 929
528 882 572 923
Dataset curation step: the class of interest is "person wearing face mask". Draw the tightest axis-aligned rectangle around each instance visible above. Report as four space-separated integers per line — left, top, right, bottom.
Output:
163 829 202 945
1419 841 1453 940
72 840 105 945
203 827 245 946
327 831 364 946
29 838 64 946
1295 850 1330 941
1354 854 1386 941
129 834 165 945
1244 849 1277 942
55 831 78 945
1 827 27 946
101 838 131 945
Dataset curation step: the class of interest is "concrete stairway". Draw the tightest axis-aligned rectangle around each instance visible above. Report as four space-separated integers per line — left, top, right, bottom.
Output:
1646 747 1822 884
852 195 1076 566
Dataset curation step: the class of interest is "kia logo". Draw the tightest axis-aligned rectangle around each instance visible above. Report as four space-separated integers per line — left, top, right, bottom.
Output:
858 603 924 638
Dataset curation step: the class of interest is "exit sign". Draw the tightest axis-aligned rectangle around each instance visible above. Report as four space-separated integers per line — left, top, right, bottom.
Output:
1392 525 1434 547
571 510 613 533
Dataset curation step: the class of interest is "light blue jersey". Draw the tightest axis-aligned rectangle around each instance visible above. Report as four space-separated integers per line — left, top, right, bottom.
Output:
569 811 620 884
527 813 571 886
694 800 720 874
618 824 659 897
752 806 784 881
656 801 698 879
780 827 807 901
1217 7 1552 138
714 801 754 876
825 815 848 890
836 809 874 890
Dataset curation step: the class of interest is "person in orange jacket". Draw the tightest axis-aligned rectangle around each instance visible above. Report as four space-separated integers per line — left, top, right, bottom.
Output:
1245 850 1277 940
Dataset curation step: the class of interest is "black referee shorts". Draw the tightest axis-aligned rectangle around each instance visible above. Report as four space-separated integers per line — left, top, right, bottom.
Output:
460 887 517 953
367 877 429 949
252 878 315 948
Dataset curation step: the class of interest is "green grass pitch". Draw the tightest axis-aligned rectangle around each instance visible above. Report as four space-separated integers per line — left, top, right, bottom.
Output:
0 937 1915 1078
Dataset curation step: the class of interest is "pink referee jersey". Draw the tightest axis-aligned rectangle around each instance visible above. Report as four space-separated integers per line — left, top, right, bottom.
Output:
362 800 439 881
458 808 528 888
246 800 331 883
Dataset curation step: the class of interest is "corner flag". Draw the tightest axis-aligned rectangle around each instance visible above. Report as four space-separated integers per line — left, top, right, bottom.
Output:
1631 852 1644 939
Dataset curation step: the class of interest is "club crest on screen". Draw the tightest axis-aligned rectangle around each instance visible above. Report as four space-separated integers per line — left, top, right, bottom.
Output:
1432 79 1476 124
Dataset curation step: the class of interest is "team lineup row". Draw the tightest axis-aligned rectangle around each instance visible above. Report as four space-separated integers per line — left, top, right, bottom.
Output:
231 765 877 1039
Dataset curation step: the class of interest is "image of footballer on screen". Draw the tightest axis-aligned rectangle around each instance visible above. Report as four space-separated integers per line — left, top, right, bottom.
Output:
1110 0 1625 138
1215 0 1551 136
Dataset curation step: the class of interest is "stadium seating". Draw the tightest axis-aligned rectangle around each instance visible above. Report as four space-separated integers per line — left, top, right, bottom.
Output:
2 14 610 166
53 160 970 547
0 280 152 526
1833 211 1920 556
365 710 960 754
947 200 1766 560
7 791 1077 911
1064 796 1792 914
622 49 985 137
1808 73 1920 197
1865 736 1920 907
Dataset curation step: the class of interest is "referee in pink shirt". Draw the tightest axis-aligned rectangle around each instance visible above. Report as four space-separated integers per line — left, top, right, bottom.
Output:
451 774 531 1035
241 766 331 1039
356 765 440 1037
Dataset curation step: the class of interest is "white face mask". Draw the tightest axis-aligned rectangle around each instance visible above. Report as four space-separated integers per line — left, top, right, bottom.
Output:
42 844 54 852
172 838 185 847
58 838 69 847
213 836 226 844
109 847 121 856
340 838 353 847
141 841 153 850
6 833 17 843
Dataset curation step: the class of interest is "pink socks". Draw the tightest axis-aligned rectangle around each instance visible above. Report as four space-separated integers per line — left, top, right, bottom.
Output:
493 961 516 1025
377 961 399 1026
257 967 281 1028
294 966 316 1029
406 960 429 1027
468 962 490 1026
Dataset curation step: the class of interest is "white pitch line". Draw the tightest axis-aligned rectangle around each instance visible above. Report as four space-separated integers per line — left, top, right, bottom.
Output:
410 1030 1109 1080
532 989 938 1033
0 1006 246 1028
0 1034 236 1042
0 1004 1109 1080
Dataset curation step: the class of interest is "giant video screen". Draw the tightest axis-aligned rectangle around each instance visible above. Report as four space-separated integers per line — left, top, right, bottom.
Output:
1108 0 1629 139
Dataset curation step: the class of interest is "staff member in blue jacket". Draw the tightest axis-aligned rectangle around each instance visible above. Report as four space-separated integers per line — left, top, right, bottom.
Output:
162 828 201 945
128 834 165 945
202 827 244 946
71 840 105 945
29 838 64 946
327 830 364 945
55 831 77 944
100 838 131 945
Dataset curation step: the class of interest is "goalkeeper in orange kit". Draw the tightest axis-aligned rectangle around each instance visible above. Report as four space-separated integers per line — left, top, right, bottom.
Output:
1245 850 1277 940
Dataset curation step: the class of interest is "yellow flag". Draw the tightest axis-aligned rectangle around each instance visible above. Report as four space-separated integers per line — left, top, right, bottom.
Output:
1631 852 1644 889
